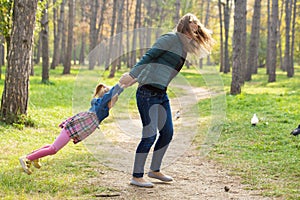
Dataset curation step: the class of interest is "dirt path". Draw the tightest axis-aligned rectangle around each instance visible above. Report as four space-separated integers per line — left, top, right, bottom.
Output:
95 149 272 200
86 85 274 200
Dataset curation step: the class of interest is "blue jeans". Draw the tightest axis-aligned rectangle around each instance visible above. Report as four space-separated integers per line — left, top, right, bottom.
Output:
133 87 174 178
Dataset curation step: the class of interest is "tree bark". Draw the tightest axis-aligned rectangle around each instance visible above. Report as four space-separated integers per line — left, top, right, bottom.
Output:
59 1 66 64
63 0 74 74
79 0 87 65
266 0 271 75
35 33 42 64
246 0 261 81
0 37 4 80
88 0 107 70
51 0 65 69
106 0 118 73
223 0 232 73
230 0 246 95
289 0 297 77
218 0 224 72
283 0 292 73
0 46 3 67
41 2 49 83
268 0 278 82
1 0 38 124
174 0 180 25
129 0 142 68
239 0 247 85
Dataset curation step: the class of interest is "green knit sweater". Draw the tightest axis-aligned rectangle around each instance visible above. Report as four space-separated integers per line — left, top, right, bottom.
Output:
129 32 187 91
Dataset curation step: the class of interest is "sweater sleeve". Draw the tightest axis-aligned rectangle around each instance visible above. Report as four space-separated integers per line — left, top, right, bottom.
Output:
129 33 175 78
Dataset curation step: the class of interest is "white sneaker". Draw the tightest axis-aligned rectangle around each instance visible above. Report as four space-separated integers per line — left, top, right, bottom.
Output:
19 156 32 175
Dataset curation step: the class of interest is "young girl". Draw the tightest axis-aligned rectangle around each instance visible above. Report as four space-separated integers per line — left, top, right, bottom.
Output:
19 82 124 175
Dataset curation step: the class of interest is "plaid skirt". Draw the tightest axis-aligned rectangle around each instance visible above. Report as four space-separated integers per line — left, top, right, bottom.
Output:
59 112 99 144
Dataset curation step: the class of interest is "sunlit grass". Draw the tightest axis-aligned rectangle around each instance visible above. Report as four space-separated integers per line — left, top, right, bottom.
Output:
201 66 300 199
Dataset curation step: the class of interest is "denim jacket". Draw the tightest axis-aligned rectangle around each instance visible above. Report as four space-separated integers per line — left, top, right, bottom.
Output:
129 32 187 91
89 84 123 122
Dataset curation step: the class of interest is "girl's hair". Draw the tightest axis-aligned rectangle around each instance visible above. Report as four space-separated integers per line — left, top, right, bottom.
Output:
175 13 215 56
93 83 106 98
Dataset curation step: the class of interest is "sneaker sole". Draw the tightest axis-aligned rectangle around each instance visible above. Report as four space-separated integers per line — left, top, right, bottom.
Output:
19 158 32 175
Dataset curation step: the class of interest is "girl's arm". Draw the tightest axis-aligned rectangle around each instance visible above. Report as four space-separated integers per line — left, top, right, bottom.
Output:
99 83 123 108
108 95 118 109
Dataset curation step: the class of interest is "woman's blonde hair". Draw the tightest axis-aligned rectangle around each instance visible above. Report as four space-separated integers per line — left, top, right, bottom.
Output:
93 83 106 98
175 13 215 56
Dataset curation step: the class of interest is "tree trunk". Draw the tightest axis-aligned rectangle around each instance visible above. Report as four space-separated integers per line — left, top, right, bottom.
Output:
59 2 66 65
88 0 107 70
79 0 87 65
63 0 74 74
230 0 245 95
223 0 232 73
266 0 271 75
116 0 125 69
79 33 86 65
239 0 247 85
204 0 211 65
268 0 278 82
174 0 180 25
107 0 118 73
125 0 132 68
278 0 284 71
0 37 3 80
218 0 224 72
283 0 292 74
289 0 297 77
51 0 65 69
130 0 142 68
246 0 261 81
35 33 42 64
73 38 77 65
41 2 49 83
0 0 38 124
0 45 3 67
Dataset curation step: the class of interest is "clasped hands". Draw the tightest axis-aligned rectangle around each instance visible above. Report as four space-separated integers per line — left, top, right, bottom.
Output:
118 72 137 88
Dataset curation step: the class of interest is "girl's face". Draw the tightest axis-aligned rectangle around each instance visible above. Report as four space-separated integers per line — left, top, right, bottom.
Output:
102 85 109 93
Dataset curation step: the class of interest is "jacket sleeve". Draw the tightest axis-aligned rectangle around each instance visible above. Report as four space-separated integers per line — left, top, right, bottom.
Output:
98 84 123 107
129 33 175 78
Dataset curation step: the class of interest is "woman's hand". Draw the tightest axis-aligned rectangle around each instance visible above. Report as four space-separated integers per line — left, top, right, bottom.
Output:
119 72 137 88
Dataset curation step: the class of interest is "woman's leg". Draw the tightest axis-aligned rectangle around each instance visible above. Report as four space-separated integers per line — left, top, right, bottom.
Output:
132 92 159 178
26 129 70 161
150 95 173 172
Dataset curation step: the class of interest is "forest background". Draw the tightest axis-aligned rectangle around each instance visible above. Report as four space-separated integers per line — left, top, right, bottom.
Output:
0 0 299 199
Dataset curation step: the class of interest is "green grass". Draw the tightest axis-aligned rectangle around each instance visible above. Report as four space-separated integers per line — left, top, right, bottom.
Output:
0 64 299 199
0 65 120 199
197 67 300 199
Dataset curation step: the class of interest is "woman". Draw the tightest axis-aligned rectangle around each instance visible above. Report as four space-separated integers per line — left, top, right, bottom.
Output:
120 13 214 187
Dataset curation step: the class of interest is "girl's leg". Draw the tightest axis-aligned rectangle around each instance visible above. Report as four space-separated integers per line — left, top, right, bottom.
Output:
26 129 70 161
